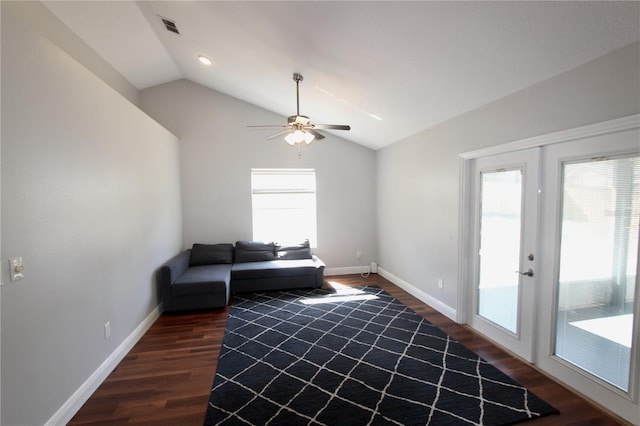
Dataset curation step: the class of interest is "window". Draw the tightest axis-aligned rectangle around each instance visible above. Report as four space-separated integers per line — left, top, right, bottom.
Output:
251 169 317 247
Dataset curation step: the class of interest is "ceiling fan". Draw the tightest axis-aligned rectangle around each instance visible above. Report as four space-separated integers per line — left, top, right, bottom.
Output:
248 73 351 146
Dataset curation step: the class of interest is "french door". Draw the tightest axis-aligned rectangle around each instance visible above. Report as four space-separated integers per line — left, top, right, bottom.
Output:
462 115 640 424
467 148 540 362
536 124 639 422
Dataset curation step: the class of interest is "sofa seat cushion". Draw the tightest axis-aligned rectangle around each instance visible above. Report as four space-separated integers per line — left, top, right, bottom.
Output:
231 259 319 280
172 264 231 297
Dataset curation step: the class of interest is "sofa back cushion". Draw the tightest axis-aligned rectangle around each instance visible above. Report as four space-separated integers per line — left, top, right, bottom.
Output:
276 240 312 260
189 243 234 266
235 241 276 262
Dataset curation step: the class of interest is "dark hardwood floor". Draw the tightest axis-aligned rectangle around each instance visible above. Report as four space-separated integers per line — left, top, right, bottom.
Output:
69 274 629 425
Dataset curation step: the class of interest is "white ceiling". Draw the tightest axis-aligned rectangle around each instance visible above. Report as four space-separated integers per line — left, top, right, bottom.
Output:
42 1 640 150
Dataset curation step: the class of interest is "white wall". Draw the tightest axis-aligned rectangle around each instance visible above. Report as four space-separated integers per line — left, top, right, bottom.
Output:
3 1 139 106
376 41 640 312
1 6 182 426
140 80 378 270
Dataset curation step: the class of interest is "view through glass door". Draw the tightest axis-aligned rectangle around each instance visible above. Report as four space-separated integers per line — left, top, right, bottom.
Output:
468 148 539 361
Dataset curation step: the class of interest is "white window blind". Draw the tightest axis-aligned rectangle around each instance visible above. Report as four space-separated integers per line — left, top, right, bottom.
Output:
251 169 317 247
555 155 639 392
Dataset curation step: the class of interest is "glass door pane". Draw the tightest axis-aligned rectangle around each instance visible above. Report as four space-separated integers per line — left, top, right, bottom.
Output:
477 169 523 334
555 155 639 392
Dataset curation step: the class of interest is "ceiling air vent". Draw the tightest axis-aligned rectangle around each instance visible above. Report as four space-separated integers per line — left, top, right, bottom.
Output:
160 17 180 35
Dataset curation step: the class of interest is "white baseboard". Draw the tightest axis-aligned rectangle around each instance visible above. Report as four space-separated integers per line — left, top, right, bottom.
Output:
378 268 457 321
46 303 163 426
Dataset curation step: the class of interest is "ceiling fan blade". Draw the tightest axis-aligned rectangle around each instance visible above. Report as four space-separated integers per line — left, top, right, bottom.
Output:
308 129 325 140
311 124 351 131
266 129 293 140
247 124 288 128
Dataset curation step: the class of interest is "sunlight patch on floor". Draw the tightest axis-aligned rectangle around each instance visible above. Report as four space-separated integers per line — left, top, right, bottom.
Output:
301 281 378 304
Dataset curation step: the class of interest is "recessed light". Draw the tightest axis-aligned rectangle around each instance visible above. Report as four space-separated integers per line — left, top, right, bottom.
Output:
198 55 212 66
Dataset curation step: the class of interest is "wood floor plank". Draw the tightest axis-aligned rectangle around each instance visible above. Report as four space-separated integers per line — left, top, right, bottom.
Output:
69 274 629 425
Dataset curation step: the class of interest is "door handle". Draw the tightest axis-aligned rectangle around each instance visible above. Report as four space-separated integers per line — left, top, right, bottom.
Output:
516 268 534 277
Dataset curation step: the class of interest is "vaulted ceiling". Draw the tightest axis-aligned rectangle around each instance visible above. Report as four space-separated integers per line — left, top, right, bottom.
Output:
42 1 640 149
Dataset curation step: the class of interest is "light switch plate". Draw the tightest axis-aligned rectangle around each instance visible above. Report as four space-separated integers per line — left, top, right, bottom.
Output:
9 257 24 282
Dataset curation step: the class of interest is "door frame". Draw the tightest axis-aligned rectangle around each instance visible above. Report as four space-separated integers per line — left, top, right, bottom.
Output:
458 114 640 424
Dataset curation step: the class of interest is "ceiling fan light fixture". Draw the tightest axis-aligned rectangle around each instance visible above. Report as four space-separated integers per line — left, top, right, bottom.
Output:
284 129 314 145
284 134 295 145
284 131 299 145
303 132 315 144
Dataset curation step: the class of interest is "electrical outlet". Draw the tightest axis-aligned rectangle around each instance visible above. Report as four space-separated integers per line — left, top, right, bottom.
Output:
438 279 444 289
356 251 362 261
104 322 111 340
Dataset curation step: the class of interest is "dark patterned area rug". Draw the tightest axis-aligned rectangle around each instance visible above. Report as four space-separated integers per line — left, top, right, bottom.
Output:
204 286 558 425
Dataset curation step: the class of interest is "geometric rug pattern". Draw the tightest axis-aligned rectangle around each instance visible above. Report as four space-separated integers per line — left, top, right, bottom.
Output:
204 286 558 425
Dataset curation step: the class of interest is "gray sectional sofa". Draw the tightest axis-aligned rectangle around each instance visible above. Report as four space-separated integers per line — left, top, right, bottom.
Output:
159 240 325 312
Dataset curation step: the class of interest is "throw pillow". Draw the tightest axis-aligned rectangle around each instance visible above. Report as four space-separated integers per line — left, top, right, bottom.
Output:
234 241 276 262
276 240 312 260
189 243 234 266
